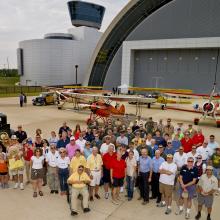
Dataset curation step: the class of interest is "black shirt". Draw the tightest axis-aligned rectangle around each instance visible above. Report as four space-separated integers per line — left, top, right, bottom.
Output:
58 126 70 136
15 130 27 143
180 165 198 184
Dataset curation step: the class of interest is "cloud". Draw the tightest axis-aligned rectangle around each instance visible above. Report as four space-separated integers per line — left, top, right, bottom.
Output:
0 0 129 68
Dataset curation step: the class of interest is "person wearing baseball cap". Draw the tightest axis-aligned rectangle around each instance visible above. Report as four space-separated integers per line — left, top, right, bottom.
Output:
66 136 79 160
210 146 220 193
158 154 177 215
195 166 218 220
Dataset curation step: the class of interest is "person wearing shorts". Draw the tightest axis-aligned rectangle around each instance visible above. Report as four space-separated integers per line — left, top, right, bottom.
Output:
176 157 198 219
30 148 44 197
110 151 126 205
158 154 177 215
86 147 103 201
195 166 218 220
0 153 8 188
102 144 116 199
211 147 220 193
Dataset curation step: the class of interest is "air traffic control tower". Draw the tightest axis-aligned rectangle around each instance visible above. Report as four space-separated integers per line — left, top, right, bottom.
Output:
68 1 105 30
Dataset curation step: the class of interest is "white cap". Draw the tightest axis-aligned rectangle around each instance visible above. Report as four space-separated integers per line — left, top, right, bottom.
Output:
70 136 75 141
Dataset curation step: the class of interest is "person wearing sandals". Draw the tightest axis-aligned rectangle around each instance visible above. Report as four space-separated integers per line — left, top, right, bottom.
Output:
46 144 59 194
57 148 70 195
67 165 91 216
30 148 44 197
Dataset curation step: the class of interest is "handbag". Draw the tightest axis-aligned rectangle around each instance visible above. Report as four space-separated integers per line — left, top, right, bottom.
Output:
9 158 24 171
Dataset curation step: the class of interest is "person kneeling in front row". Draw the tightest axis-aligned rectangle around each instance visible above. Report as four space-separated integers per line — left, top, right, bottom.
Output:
67 165 91 216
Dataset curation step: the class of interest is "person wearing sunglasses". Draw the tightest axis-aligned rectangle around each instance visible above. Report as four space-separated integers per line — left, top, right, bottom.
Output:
67 165 91 216
196 141 213 162
56 148 70 195
164 140 175 156
46 144 59 194
30 148 44 197
176 157 198 219
195 166 218 220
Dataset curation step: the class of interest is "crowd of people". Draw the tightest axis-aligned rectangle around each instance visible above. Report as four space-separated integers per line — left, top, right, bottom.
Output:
0 117 220 220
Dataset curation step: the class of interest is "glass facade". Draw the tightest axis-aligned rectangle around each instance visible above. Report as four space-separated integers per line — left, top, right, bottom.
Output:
68 1 105 29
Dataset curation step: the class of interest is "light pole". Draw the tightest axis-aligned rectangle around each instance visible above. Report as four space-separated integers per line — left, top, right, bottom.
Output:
75 65 78 86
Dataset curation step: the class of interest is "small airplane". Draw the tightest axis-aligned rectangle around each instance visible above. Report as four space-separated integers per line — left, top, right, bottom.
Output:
55 91 157 122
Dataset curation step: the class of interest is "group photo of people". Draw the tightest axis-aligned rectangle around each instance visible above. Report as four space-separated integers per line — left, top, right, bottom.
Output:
0 117 219 220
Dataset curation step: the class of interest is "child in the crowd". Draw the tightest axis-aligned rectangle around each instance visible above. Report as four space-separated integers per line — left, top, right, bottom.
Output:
0 153 9 188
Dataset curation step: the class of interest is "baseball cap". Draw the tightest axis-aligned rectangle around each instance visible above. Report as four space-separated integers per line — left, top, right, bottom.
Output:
206 166 213 170
70 136 75 141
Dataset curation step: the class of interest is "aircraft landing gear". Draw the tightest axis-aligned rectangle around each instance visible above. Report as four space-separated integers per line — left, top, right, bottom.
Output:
194 118 200 125
147 103 151 109
216 120 220 128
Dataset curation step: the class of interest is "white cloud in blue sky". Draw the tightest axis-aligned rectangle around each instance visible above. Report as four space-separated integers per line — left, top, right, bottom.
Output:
0 0 129 68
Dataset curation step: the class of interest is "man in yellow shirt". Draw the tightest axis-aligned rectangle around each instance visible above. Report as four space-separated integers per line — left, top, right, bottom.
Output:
86 147 103 201
67 165 91 216
70 149 86 174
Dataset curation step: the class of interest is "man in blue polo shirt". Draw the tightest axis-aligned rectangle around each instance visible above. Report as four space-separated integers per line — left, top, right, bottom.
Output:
151 150 165 203
57 131 70 149
138 148 152 205
176 157 198 219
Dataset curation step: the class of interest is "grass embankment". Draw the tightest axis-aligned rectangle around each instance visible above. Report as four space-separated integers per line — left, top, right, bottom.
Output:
0 77 45 98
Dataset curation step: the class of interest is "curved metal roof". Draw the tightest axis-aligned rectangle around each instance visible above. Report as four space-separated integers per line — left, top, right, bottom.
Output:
84 0 173 86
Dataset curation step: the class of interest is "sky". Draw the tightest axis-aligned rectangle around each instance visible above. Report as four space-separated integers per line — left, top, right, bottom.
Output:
0 0 129 68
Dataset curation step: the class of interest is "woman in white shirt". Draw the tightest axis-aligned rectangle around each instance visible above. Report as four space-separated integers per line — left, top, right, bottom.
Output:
57 148 70 195
30 148 45 198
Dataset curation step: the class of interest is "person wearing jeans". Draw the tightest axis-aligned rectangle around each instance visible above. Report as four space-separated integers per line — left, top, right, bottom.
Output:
126 150 137 201
56 148 70 195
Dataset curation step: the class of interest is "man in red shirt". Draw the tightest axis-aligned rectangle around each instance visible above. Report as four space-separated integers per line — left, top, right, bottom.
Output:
192 129 204 148
23 141 34 184
102 144 116 199
110 151 126 205
181 132 194 153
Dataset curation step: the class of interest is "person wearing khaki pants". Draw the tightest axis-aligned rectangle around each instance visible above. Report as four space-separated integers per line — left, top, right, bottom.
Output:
67 165 91 216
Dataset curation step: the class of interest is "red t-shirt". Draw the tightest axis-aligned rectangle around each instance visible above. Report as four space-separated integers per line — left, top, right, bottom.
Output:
102 152 116 170
111 158 126 178
181 138 194 153
192 134 204 147
24 148 34 161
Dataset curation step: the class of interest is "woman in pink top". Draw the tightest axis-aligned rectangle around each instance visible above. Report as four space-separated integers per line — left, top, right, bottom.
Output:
66 136 80 160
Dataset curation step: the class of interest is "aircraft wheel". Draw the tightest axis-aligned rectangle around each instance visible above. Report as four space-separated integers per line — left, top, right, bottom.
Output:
194 118 199 125
58 106 62 110
216 121 220 128
148 103 151 109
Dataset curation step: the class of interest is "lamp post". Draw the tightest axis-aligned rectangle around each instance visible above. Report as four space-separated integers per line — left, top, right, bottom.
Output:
75 65 78 86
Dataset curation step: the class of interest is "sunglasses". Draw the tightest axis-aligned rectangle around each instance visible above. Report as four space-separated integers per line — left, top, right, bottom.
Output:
167 142 172 144
179 149 183 150
60 151 65 154
187 160 194 163
36 151 40 153
197 157 202 159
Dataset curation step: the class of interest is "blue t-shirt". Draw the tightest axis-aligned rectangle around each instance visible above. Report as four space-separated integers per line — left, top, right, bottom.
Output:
164 147 175 155
56 138 70 149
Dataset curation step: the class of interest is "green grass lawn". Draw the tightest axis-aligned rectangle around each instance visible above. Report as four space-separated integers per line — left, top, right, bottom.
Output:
0 76 20 86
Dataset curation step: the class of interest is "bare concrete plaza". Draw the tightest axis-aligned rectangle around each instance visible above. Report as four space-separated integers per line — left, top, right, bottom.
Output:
0 97 219 220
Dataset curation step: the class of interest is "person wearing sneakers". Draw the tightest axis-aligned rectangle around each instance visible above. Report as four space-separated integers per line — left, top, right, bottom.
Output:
46 144 59 194
67 165 91 216
30 148 45 197
110 151 126 205
0 152 8 188
158 154 177 215
86 147 103 201
195 166 218 220
211 147 220 194
176 157 198 219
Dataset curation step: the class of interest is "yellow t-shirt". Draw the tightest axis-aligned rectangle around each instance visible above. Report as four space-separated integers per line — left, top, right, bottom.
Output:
68 172 90 188
70 155 87 173
86 154 103 171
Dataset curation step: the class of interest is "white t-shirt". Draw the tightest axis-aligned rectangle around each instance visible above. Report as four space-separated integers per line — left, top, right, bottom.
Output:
56 156 70 169
126 157 137 177
159 161 177 185
198 174 218 193
75 139 86 152
100 143 115 155
31 156 44 169
46 151 59 167
196 146 213 161
173 152 187 168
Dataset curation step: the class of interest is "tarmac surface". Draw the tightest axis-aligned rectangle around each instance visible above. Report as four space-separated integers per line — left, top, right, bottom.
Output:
0 96 220 220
